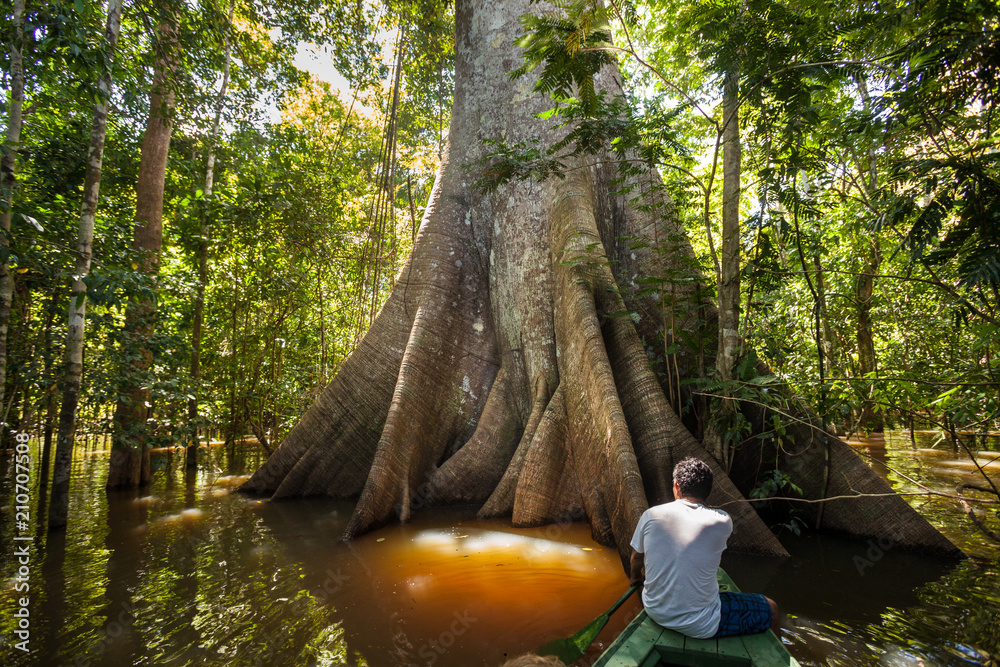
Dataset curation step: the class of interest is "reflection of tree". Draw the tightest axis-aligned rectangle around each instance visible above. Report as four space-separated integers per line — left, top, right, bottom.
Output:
255 498 380 664
36 530 67 666
874 561 999 663
725 533 947 627
724 530 982 664
100 489 149 665
182 494 350 664
165 469 203 663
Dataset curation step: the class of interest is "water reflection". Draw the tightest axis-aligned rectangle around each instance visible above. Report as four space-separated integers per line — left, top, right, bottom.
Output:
771 431 1000 666
846 431 1000 558
0 432 998 666
0 442 634 666
255 502 635 666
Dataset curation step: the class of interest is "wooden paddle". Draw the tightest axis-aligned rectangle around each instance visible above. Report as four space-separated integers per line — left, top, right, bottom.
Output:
539 585 639 664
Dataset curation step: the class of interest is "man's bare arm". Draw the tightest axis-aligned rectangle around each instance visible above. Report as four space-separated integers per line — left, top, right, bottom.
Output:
629 548 644 587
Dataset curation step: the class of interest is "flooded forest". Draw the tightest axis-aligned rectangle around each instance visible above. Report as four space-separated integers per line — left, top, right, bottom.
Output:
1 0 998 665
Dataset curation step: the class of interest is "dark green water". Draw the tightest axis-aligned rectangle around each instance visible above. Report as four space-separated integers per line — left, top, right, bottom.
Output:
0 431 997 666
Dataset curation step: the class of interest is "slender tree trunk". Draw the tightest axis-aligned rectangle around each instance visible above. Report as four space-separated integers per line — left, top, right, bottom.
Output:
408 174 418 240
810 251 833 529
0 0 25 420
856 241 881 428
188 234 207 467
705 67 741 470
108 13 176 490
813 252 835 426
226 286 239 450
188 0 235 468
318 273 326 384
856 76 883 432
49 0 124 527
41 387 56 482
40 291 59 493
813 253 835 371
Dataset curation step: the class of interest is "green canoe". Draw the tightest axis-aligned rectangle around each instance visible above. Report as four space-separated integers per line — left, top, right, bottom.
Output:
592 570 801 667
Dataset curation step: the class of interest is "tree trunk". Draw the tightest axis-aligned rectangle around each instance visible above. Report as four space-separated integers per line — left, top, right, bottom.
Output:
108 14 176 490
318 273 327 383
188 0 235 468
48 0 124 526
704 66 742 471
856 241 882 433
241 0 961 563
856 75 883 433
0 0 25 421
40 291 59 495
813 253 836 374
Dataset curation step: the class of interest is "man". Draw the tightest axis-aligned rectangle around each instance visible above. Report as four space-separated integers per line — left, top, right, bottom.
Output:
629 457 780 639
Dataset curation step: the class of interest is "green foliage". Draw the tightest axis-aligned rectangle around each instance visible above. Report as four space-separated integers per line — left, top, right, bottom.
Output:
750 470 806 536
1 0 450 456
512 0 617 116
877 0 1000 291
496 0 999 472
3 0 997 493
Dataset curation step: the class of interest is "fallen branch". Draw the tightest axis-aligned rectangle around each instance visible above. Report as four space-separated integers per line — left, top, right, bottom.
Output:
247 417 273 456
692 391 829 442
956 483 1000 544
717 488 999 508
952 432 1000 499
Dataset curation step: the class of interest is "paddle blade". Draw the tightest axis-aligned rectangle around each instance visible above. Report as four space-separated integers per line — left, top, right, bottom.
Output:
539 586 638 665
538 637 584 665
539 614 611 664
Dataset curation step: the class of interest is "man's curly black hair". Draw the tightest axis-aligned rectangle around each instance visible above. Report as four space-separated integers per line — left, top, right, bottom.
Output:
672 457 713 501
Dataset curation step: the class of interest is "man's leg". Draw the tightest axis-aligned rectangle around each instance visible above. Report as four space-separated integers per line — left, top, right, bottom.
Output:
765 597 780 638
714 592 777 638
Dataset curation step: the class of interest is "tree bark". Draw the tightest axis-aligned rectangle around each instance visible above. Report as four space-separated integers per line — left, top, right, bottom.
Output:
108 13 176 489
0 0 25 422
241 0 961 563
188 0 235 468
813 252 836 374
40 290 60 496
856 75 883 432
704 67 742 471
855 237 882 431
48 0 124 528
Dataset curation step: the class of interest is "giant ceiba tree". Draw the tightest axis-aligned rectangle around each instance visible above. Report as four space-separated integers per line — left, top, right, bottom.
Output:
241 0 961 563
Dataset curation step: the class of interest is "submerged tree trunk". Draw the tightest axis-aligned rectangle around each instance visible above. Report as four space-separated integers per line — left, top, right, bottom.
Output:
49 0 124 529
108 15 177 489
40 294 58 494
241 0 960 563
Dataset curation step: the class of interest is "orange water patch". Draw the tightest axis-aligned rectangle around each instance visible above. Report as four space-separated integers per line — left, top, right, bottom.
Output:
341 519 637 664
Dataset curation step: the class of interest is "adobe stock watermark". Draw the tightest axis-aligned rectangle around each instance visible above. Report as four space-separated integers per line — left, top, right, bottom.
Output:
70 601 136 667
853 526 906 576
408 610 477 666
10 432 34 654
237 569 351 667
312 567 350 605
531 507 588 544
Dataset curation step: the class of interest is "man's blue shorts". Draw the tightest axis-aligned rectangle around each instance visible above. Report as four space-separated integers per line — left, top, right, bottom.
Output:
713 592 773 638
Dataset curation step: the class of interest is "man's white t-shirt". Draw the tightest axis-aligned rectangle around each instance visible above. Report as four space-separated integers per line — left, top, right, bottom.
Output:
629 499 733 639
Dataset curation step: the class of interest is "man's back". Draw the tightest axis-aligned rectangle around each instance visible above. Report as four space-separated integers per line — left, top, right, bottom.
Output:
630 499 733 639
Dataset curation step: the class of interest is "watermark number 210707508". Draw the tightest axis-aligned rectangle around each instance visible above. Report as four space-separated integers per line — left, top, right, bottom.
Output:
11 432 34 653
